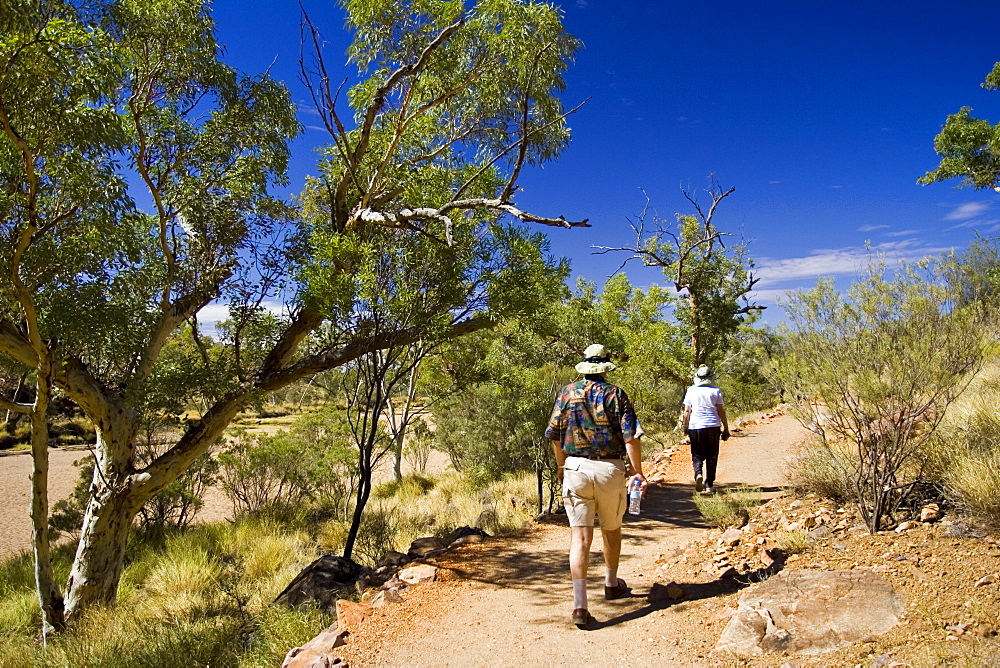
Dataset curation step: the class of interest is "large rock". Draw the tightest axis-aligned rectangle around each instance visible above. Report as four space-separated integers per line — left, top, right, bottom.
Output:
281 623 349 668
407 536 444 558
335 599 373 629
398 563 437 584
713 569 904 657
274 555 368 611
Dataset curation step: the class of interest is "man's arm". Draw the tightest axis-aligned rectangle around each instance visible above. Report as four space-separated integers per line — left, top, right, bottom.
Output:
551 439 567 481
626 437 645 492
681 405 692 431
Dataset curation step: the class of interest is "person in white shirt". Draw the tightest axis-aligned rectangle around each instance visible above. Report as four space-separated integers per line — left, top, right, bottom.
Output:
681 365 730 494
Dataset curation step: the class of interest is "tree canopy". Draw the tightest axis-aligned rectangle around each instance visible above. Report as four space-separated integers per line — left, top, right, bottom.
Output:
0 0 583 623
919 61 1000 190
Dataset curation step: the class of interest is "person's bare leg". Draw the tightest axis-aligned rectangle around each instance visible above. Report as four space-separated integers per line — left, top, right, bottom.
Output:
601 527 622 572
570 525 594 614
570 526 595 579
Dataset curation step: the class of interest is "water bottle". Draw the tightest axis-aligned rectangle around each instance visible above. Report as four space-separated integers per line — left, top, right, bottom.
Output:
628 477 642 515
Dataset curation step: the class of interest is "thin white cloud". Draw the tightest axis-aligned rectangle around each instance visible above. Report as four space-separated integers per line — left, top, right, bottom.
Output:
944 202 989 220
746 287 793 304
196 300 288 336
946 216 1000 231
755 240 954 288
768 180 781 184
885 229 919 237
857 224 889 232
576 0 589 7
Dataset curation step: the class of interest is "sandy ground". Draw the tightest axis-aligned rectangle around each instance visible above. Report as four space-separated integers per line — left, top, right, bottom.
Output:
337 412 810 667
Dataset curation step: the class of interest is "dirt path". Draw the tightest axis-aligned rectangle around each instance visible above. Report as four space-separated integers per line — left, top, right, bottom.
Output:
339 412 810 667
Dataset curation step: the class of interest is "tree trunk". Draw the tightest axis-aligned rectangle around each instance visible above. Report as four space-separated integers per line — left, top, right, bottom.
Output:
391 430 404 482
342 459 372 560
29 359 65 633
64 462 142 617
63 410 142 619
688 293 704 366
4 372 27 433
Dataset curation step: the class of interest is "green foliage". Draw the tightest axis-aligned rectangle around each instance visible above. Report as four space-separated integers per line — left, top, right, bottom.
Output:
920 62 1000 189
0 0 584 620
778 257 988 532
777 530 811 555
784 438 855 501
372 473 435 500
692 485 760 529
0 517 324 667
217 407 358 517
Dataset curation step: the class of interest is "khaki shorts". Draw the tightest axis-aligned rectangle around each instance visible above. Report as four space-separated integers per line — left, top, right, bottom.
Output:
562 456 627 530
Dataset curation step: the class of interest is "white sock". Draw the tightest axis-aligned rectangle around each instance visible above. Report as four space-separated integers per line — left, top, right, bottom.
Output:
573 579 588 609
605 568 618 587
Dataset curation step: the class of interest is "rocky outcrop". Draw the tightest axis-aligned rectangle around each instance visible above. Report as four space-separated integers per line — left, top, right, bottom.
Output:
713 569 905 656
274 555 369 611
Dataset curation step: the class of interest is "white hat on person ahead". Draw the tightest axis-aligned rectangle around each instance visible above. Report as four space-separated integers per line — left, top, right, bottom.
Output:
575 343 617 375
693 365 715 386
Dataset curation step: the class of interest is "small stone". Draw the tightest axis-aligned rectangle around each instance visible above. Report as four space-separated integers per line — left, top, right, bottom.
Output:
717 565 738 579
371 588 404 609
975 574 997 587
721 528 743 546
407 536 444 558
975 622 996 637
895 521 918 533
449 534 484 548
920 504 941 523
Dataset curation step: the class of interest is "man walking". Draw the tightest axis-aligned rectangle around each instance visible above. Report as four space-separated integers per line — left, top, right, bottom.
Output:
545 344 646 628
681 365 730 494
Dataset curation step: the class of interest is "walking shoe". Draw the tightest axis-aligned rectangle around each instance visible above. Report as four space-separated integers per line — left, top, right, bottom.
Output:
572 608 591 627
703 485 713 494
604 578 630 600
695 474 704 492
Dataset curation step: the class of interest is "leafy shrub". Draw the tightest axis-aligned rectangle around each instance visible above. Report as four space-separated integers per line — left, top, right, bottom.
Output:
351 506 402 567
218 407 358 517
784 438 854 501
137 453 219 533
404 418 435 474
692 485 761 529
372 473 434 500
777 529 811 555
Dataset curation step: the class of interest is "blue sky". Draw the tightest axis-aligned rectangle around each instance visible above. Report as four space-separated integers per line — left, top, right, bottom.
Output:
209 0 1000 324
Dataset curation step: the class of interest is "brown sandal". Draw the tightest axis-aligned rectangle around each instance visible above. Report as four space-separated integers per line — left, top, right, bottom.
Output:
605 578 630 600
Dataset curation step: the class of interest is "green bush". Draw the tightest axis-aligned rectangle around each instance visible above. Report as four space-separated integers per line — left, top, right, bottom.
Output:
217 408 357 518
0 516 324 667
784 438 854 501
692 485 761 529
372 473 434 500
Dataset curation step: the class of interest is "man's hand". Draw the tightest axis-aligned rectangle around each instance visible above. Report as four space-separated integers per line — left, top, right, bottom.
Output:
721 429 731 441
631 473 647 497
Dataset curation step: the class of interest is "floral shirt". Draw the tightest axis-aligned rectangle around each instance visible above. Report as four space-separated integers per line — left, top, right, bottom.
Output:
544 379 641 458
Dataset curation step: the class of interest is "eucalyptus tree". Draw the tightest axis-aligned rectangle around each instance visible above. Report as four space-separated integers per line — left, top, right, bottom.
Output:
0 0 583 624
596 181 763 373
920 61 1000 190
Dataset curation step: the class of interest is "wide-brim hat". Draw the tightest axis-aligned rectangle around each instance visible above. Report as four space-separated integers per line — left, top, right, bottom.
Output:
575 343 617 374
693 365 715 386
